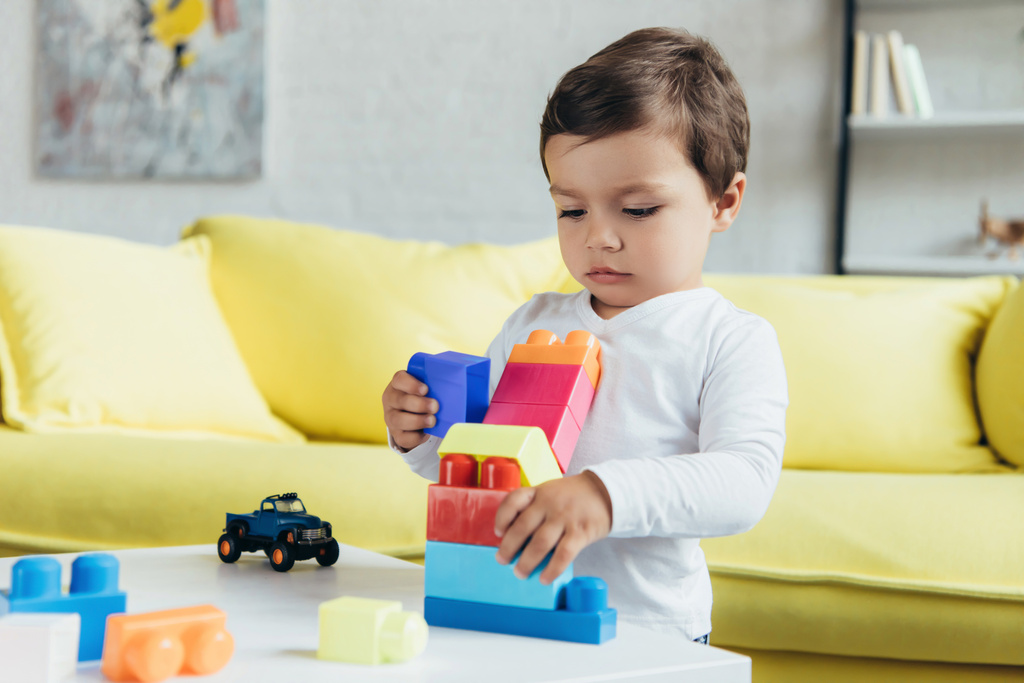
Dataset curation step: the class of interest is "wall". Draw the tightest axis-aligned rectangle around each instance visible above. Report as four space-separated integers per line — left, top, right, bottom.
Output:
0 0 844 274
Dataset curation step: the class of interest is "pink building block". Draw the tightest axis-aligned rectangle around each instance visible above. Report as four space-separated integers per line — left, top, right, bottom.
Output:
490 362 596 428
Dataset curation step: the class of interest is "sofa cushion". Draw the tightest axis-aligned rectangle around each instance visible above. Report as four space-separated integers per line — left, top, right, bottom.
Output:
704 275 1014 473
182 216 569 443
0 424 429 559
0 225 301 443
702 468 1024 666
977 277 1024 467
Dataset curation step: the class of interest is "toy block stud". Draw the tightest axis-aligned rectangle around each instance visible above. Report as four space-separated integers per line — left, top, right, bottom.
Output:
507 330 601 388
0 613 80 683
3 554 127 661
438 423 562 487
101 605 233 683
439 453 478 487
318 596 428 665
407 351 490 438
480 457 521 490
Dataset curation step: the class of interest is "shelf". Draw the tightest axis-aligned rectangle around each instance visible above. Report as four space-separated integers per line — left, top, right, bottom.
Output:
857 0 1021 10
843 254 1024 277
849 111 1024 140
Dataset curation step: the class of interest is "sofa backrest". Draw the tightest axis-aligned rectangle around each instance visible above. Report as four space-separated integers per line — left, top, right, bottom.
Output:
185 216 1018 473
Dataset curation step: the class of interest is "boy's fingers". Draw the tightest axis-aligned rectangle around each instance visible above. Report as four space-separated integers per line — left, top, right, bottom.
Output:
391 370 429 397
513 522 563 581
386 408 436 433
395 393 438 415
493 487 535 542
494 490 540 565
539 532 585 585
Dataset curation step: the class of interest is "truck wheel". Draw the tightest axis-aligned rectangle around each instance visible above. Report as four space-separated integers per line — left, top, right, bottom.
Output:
227 521 248 539
217 534 242 563
316 539 340 567
269 541 295 572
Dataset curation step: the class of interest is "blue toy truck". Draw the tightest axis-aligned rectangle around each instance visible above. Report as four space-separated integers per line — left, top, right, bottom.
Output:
217 493 340 572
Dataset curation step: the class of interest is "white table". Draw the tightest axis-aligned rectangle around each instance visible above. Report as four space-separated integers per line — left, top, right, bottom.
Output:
0 545 750 682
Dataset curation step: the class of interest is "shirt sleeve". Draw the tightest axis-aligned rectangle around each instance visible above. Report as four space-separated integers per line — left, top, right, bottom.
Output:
584 316 789 539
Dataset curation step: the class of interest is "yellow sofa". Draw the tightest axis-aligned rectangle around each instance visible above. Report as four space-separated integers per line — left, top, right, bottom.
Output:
1 215 1021 682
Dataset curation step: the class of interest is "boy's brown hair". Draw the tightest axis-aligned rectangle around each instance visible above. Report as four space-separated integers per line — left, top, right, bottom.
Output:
539 27 749 201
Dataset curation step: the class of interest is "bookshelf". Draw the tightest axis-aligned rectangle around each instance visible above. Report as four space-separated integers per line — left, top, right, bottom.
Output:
835 0 1024 276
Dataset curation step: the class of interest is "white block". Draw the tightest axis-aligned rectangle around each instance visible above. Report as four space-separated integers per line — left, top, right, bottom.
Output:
0 613 80 683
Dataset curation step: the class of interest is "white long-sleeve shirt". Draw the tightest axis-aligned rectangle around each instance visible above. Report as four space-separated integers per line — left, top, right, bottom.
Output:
391 287 788 640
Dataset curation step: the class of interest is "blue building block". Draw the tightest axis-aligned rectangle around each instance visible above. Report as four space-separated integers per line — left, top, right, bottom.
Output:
424 577 617 644
0 554 127 661
424 540 571 610
407 351 490 438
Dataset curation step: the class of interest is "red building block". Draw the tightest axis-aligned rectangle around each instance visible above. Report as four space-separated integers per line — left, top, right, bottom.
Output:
427 455 521 546
483 402 581 474
491 362 595 428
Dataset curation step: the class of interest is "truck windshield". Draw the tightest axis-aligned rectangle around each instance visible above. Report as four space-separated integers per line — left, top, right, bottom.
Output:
275 499 305 513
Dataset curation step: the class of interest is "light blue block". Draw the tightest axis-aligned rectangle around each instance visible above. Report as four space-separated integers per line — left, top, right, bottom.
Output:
424 540 571 610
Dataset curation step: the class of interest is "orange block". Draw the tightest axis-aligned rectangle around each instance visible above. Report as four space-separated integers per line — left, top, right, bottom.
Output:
507 330 601 388
101 605 234 683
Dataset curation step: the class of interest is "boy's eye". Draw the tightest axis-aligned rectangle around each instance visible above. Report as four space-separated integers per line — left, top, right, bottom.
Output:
558 207 660 220
624 207 660 218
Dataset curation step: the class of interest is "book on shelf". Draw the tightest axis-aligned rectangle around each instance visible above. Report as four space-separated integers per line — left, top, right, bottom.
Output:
886 30 915 115
902 43 934 119
851 30 933 121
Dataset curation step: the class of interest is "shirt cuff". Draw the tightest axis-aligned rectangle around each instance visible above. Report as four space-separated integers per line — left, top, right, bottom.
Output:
387 428 443 482
581 462 635 538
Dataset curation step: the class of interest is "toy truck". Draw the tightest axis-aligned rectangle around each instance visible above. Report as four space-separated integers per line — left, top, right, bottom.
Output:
217 493 340 572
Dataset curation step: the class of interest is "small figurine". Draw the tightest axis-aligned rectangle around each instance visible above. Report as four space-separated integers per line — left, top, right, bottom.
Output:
217 493 340 572
979 199 1024 260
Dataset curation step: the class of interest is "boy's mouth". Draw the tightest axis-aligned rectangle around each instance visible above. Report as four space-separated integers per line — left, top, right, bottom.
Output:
587 267 631 283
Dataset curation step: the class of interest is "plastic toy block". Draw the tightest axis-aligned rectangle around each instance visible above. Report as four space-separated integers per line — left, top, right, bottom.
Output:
424 577 616 644
438 423 562 487
424 541 571 610
508 330 601 389
2 553 127 661
438 453 522 490
483 402 581 474
407 351 490 438
0 613 80 683
427 484 509 546
318 596 428 665
491 361 596 425
101 605 233 683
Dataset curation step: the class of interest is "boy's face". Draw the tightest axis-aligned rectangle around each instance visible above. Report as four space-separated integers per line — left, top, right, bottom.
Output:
545 127 745 320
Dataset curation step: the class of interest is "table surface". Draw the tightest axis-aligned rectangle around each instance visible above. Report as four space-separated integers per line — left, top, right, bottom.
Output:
0 544 750 683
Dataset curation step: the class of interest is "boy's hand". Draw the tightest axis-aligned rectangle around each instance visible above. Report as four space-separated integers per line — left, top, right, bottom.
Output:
494 471 612 585
382 370 438 451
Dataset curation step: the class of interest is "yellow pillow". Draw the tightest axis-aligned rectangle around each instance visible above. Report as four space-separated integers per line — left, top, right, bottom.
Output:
977 277 1024 467
182 216 569 443
0 225 302 443
704 274 1014 473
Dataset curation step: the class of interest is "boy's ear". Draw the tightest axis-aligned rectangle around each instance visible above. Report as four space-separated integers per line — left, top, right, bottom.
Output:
711 172 746 233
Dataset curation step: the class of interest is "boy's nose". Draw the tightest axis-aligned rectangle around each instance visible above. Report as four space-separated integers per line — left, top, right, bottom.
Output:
585 220 621 250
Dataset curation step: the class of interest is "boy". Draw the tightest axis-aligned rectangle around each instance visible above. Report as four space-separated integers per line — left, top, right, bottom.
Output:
382 27 788 644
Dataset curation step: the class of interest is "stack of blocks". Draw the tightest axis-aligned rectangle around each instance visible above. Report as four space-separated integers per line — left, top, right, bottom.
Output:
410 329 617 644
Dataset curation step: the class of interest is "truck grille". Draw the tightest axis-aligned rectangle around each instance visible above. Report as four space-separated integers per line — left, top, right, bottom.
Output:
299 527 328 543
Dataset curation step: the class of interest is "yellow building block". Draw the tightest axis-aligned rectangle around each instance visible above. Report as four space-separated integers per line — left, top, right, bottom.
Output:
508 329 601 388
438 423 562 487
317 597 428 665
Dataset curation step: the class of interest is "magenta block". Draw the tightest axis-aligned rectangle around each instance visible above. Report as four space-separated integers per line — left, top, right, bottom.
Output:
491 362 595 427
